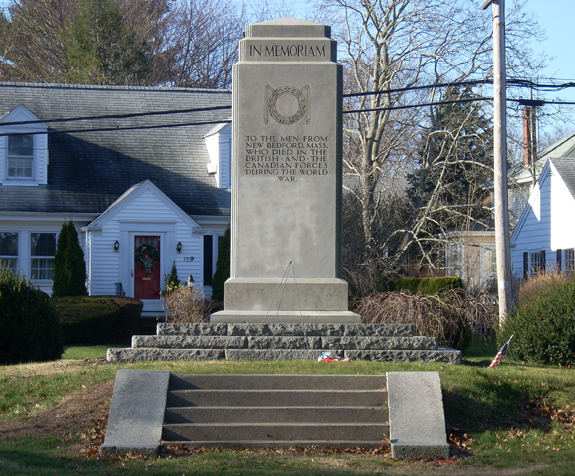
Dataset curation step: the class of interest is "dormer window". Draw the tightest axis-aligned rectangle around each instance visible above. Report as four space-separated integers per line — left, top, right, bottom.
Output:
0 105 48 186
8 134 34 179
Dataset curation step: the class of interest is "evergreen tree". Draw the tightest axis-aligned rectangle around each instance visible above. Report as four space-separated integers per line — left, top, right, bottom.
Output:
52 220 87 297
211 228 230 303
408 86 494 235
62 0 150 85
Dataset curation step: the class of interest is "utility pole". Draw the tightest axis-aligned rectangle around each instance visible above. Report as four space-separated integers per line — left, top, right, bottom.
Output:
483 0 512 322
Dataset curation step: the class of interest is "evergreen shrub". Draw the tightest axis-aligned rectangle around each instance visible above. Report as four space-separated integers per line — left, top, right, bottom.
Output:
109 296 143 342
0 268 64 364
499 276 575 366
162 262 180 295
54 296 120 345
52 220 87 297
211 227 230 303
390 276 463 295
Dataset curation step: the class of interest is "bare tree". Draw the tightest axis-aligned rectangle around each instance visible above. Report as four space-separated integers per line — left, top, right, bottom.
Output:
2 0 76 82
316 0 544 275
1 0 243 87
168 0 245 89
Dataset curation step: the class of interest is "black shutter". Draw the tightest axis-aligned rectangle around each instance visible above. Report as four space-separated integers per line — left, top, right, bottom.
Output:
540 250 546 274
557 249 562 274
523 252 529 279
203 235 214 285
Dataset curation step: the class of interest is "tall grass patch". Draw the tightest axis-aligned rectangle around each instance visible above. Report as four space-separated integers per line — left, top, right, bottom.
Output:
352 289 498 349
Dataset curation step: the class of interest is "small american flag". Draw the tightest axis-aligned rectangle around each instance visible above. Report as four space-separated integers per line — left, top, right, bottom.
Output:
488 335 514 368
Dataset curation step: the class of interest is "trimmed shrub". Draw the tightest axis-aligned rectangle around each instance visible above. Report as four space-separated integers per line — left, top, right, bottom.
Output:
0 268 64 364
109 295 143 342
499 276 575 366
390 276 464 295
52 220 87 297
163 262 180 295
53 296 120 345
352 289 473 350
211 227 230 303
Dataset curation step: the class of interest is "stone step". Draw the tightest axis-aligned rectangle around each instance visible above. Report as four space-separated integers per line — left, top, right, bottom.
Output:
161 373 390 449
107 347 462 363
167 389 386 407
170 373 386 390
156 322 415 337
164 406 389 424
162 422 388 442
161 439 386 449
131 335 438 350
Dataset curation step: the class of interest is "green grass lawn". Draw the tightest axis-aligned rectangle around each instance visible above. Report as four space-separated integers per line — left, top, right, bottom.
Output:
1 337 574 475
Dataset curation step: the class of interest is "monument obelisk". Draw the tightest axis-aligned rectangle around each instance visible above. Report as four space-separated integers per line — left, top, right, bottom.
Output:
211 18 360 323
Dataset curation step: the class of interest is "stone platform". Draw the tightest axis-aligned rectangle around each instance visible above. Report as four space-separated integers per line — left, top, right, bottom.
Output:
107 323 462 363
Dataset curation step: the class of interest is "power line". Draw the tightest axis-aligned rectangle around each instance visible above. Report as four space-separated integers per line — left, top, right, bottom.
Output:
0 118 231 137
1 77 575 134
0 104 232 128
345 97 492 114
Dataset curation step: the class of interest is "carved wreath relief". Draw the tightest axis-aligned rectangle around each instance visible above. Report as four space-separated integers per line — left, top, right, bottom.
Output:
264 85 310 125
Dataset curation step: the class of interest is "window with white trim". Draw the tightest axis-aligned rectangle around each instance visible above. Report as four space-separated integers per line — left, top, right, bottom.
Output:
7 134 34 179
447 243 462 277
30 233 56 280
0 105 49 186
483 247 496 274
0 232 18 271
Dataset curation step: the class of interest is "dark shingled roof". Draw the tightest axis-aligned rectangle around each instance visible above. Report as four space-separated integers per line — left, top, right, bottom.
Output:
551 158 575 200
0 82 231 216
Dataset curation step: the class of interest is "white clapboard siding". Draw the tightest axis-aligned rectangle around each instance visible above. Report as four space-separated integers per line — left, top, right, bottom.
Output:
88 184 203 301
511 160 575 276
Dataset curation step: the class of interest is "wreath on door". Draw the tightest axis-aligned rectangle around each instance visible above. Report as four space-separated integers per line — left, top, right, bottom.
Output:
135 242 159 273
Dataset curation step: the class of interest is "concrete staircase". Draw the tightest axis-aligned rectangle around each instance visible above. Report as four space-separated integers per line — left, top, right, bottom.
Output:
100 370 450 459
107 323 462 363
162 374 388 448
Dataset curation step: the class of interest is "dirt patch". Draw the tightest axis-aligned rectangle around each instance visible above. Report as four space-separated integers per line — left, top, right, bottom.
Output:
0 379 114 440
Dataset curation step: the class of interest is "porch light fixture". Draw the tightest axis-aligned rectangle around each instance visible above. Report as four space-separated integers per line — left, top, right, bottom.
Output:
176 242 183 253
114 240 120 252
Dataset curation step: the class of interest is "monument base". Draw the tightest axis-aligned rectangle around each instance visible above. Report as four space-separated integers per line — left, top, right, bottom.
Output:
210 310 361 324
211 277 361 323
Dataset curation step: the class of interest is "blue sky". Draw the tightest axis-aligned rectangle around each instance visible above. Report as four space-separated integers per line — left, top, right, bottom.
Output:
526 0 575 102
1 1 572 104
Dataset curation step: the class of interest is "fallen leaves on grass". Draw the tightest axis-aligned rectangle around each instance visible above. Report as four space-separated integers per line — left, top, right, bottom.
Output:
448 427 477 458
516 394 575 428
77 415 107 457
160 444 391 459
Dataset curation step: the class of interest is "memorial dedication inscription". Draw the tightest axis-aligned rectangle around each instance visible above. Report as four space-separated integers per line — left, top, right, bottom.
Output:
244 134 330 182
210 17 361 324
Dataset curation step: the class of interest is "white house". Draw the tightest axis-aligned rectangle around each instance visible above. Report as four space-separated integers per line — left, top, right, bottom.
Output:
443 131 575 289
0 83 231 314
510 157 575 278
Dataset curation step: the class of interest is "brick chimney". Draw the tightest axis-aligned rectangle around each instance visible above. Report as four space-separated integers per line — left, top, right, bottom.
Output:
522 106 537 166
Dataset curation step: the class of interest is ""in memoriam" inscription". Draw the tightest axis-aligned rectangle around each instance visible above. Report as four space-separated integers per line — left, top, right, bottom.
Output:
249 44 327 58
245 135 329 183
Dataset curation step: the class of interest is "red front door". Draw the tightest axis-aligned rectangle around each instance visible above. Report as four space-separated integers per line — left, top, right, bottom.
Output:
134 236 161 300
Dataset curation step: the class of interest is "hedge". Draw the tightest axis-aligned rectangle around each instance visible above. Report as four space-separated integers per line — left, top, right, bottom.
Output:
53 295 143 345
0 268 63 364
390 276 464 295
